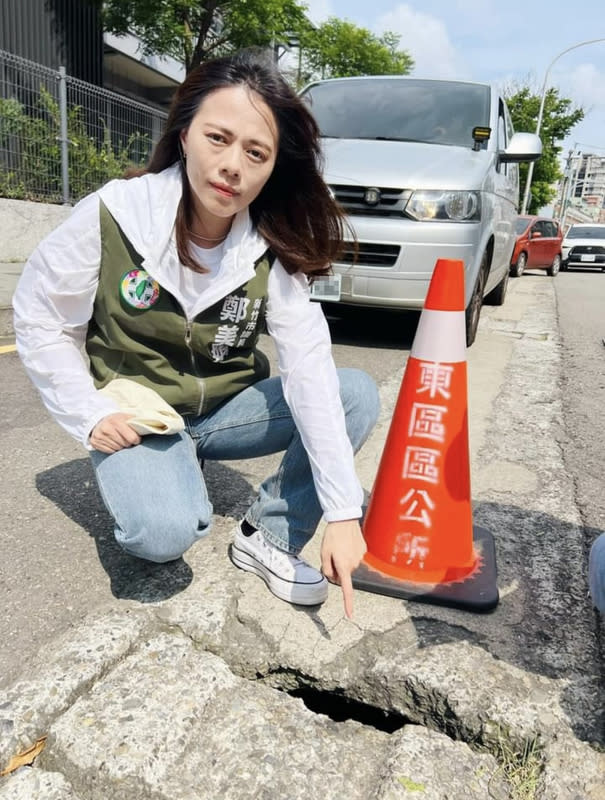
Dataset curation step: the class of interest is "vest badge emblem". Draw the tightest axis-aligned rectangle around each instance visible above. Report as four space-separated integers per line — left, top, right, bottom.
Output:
120 269 160 309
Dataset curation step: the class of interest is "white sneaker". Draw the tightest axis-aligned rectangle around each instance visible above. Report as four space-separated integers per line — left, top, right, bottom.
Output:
230 523 328 606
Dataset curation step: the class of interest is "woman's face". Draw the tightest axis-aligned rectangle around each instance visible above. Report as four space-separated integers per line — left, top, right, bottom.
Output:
180 85 278 231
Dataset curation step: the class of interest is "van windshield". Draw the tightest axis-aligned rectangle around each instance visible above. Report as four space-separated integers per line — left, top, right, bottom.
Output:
301 78 492 148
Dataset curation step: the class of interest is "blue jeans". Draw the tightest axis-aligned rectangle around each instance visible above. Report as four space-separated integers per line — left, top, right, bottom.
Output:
90 368 379 563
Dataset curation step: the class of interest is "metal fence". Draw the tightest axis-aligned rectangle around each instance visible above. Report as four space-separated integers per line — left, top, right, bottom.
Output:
0 49 168 204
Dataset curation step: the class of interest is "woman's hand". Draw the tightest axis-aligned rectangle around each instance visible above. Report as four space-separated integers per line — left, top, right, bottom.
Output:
90 412 142 454
320 519 367 619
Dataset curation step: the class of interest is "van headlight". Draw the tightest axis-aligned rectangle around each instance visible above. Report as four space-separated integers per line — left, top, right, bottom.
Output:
405 190 481 221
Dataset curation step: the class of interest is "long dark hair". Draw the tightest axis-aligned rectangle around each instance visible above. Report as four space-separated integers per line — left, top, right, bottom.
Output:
144 49 351 275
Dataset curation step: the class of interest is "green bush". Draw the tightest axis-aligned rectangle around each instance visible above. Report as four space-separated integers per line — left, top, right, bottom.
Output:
0 88 153 203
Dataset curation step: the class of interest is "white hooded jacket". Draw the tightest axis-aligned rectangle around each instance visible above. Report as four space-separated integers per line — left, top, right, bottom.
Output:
13 166 364 522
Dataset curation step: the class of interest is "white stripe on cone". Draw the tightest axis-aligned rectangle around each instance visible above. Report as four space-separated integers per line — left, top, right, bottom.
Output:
411 309 466 363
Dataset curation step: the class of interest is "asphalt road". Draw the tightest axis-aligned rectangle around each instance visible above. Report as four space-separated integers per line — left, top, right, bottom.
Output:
555 267 605 532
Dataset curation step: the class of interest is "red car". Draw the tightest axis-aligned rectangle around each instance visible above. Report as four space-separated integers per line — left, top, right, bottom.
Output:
510 216 563 277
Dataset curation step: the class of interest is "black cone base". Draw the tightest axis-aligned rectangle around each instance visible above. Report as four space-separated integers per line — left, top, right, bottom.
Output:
351 525 498 613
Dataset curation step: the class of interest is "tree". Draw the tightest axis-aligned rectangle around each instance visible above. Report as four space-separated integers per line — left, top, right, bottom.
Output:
299 18 414 84
504 84 584 214
100 0 310 73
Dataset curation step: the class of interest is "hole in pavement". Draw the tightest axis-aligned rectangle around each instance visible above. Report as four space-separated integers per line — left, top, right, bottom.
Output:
289 687 408 733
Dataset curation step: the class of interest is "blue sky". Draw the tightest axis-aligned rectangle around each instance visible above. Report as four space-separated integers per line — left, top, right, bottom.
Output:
304 0 605 159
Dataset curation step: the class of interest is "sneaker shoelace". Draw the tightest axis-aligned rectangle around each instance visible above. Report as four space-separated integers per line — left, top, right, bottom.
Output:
256 532 305 568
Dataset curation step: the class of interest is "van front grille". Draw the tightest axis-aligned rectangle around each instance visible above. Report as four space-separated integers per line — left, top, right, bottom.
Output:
330 184 409 217
337 242 400 267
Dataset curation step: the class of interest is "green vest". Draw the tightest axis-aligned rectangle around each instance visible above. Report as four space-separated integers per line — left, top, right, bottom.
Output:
86 201 272 417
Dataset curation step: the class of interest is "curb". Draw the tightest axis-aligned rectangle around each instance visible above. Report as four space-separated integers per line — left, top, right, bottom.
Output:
0 261 24 338
0 307 13 338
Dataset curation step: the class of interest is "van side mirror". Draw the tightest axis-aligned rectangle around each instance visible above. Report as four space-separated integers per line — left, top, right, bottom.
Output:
500 132 542 163
532 231 542 238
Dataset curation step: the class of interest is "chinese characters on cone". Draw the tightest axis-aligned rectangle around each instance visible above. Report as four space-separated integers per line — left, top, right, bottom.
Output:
353 258 499 611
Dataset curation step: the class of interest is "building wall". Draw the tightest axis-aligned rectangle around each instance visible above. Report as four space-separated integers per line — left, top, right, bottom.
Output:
0 0 102 84
573 154 605 205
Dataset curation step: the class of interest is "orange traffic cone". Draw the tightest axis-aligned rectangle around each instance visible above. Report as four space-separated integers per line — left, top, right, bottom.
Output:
352 258 498 611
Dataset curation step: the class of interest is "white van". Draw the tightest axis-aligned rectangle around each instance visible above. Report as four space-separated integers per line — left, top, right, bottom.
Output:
301 76 542 345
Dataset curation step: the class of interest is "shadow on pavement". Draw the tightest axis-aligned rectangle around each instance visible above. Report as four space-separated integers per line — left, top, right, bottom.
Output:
35 457 256 604
324 305 420 350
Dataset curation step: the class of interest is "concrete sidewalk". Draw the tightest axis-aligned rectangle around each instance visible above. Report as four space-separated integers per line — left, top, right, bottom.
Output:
0 276 604 799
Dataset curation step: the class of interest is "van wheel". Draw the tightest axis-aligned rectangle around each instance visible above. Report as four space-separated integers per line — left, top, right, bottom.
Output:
547 254 561 277
511 251 526 277
465 254 488 347
484 269 509 307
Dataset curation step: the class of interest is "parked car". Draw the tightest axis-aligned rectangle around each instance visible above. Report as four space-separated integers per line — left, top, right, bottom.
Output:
300 76 542 345
510 216 563 277
561 224 605 271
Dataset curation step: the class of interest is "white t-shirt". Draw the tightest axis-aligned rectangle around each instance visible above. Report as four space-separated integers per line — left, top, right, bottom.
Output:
175 241 224 318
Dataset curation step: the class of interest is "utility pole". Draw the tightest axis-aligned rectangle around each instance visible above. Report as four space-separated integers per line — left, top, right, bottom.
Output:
554 148 575 219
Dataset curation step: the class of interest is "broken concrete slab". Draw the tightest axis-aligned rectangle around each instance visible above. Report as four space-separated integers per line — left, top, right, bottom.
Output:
536 734 605 800
37 633 512 800
0 609 150 768
42 633 385 800
374 725 509 800
0 767 83 800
